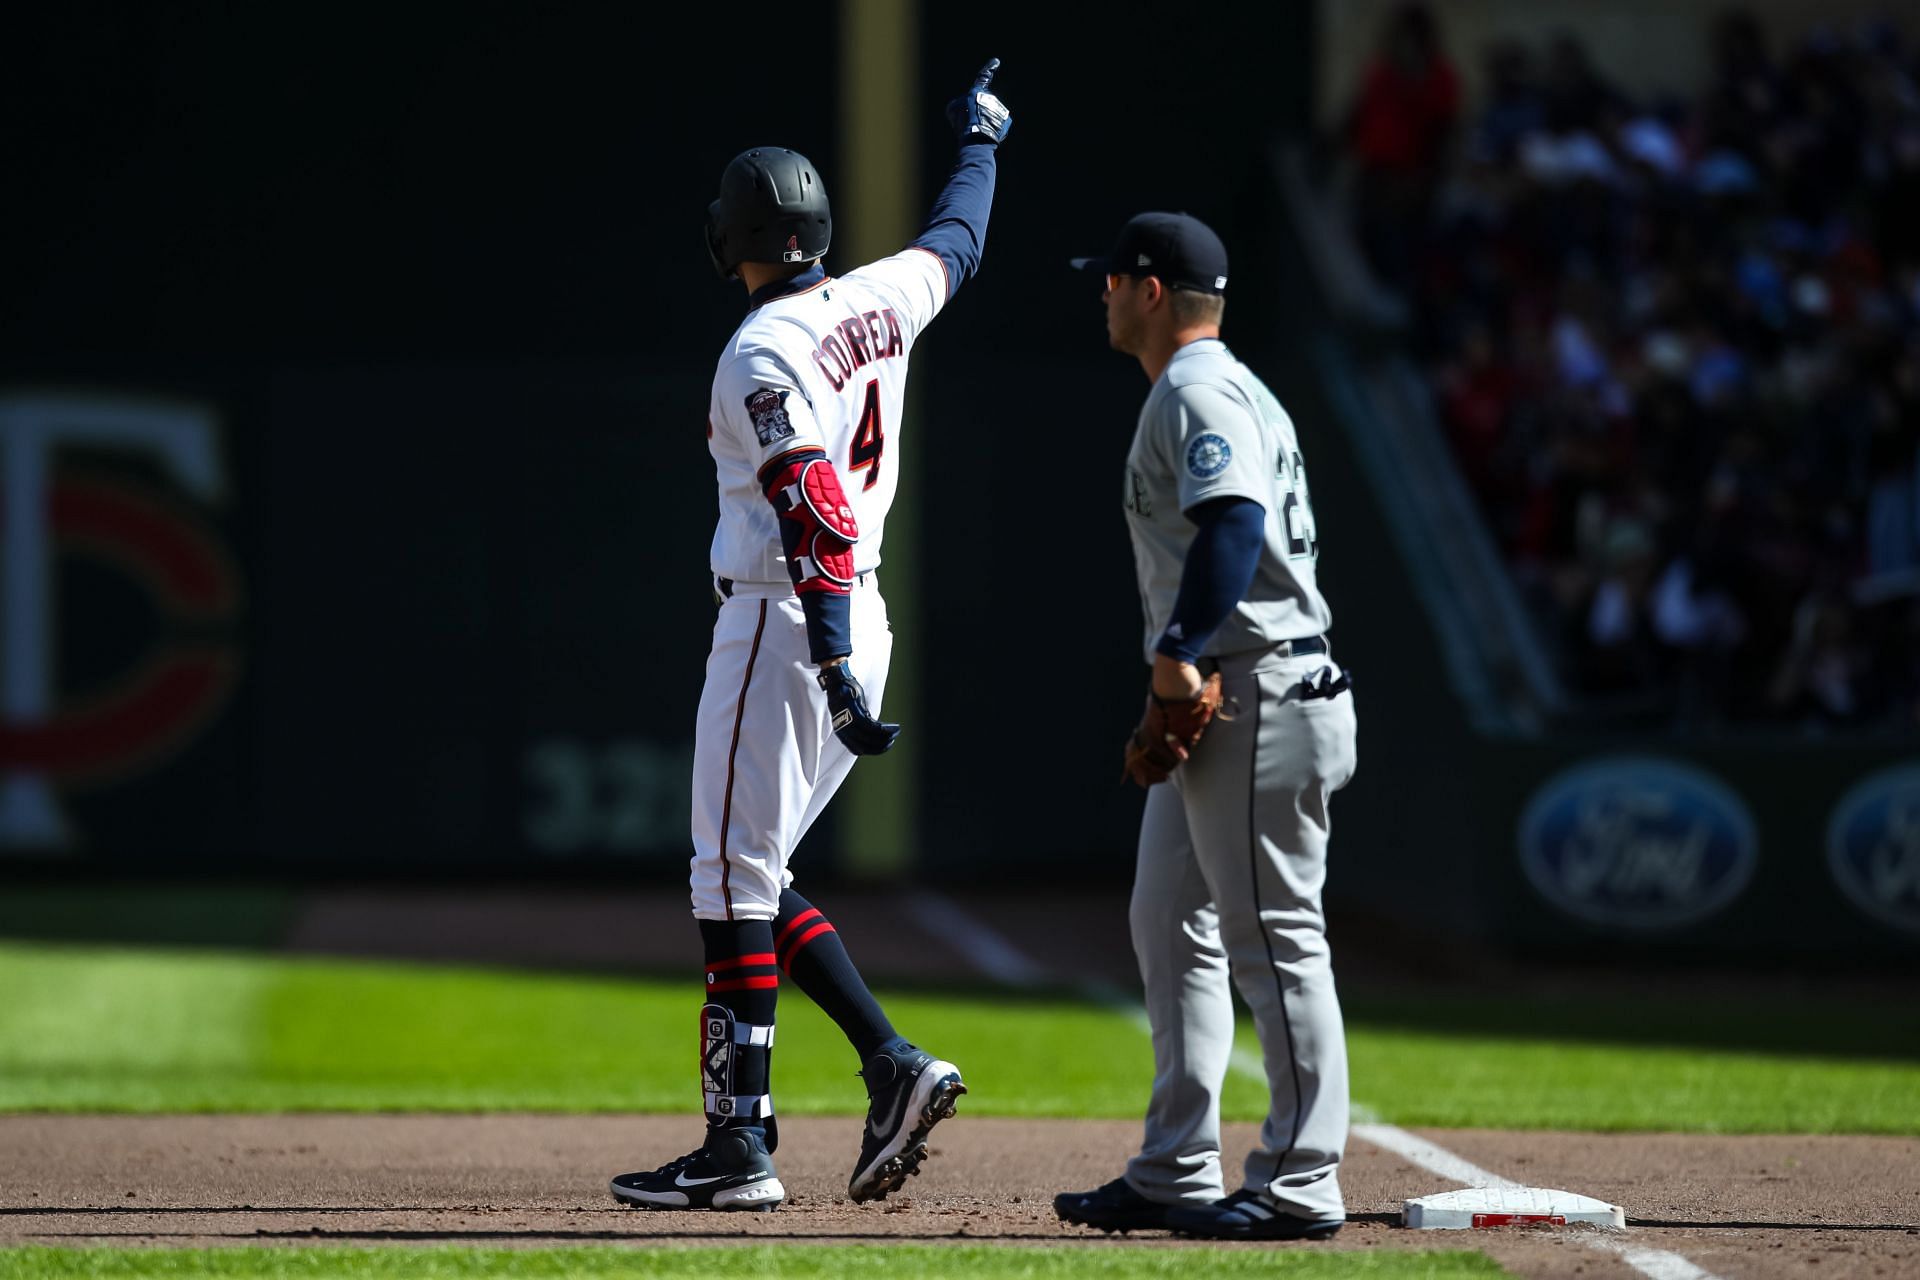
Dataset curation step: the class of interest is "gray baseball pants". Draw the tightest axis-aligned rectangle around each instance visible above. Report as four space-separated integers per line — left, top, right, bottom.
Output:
1124 644 1357 1223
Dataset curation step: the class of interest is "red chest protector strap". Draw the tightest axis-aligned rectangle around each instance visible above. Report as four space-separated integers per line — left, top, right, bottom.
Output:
759 449 859 592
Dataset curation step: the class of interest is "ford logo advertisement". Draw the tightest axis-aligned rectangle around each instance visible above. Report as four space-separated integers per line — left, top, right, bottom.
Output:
1518 757 1758 931
1826 764 1920 937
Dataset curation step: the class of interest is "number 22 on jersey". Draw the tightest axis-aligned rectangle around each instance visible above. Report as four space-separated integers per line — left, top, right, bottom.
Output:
1278 449 1318 560
847 378 885 490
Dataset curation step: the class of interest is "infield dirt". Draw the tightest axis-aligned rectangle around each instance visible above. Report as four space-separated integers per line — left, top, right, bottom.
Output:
2 1114 1914 1279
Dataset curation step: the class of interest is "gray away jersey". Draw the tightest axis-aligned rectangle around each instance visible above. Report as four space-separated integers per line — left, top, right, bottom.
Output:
1122 338 1331 664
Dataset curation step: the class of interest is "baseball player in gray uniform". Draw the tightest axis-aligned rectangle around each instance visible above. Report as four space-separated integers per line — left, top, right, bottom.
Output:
1054 212 1357 1241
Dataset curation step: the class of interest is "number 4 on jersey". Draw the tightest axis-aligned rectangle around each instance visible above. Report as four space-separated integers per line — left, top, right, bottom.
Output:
848 379 884 490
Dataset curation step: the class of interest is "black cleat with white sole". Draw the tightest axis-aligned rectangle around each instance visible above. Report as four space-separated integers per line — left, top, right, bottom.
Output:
847 1038 966 1203
610 1128 785 1212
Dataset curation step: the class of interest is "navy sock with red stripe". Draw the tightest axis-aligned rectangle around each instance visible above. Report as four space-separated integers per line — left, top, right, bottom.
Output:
698 920 777 1146
773 889 895 1060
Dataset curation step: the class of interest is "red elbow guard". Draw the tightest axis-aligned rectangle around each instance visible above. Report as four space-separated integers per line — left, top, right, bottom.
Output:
761 450 859 592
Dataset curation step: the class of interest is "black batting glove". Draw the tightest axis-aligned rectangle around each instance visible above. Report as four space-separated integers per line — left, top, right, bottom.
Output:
818 663 900 755
946 58 1011 146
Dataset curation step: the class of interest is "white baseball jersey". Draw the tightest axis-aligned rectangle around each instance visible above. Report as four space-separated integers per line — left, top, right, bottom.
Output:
1123 337 1332 664
707 250 949 584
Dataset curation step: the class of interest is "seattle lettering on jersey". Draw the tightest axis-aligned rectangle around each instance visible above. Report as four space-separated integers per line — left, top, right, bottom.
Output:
810 309 905 391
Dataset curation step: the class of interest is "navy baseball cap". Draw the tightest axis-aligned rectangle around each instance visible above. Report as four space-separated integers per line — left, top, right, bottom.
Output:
1071 211 1229 294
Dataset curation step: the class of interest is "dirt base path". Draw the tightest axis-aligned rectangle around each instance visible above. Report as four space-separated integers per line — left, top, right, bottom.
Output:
1 1116 1914 1279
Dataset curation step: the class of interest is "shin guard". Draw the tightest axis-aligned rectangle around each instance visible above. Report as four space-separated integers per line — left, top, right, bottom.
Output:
699 919 779 1149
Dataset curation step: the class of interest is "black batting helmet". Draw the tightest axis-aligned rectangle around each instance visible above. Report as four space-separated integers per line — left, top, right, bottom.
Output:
705 148 832 281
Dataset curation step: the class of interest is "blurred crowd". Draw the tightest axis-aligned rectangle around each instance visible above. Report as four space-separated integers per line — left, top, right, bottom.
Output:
1346 7 1920 731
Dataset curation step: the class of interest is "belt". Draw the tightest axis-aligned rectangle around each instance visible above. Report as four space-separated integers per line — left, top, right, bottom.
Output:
715 573 868 600
1204 635 1347 699
1196 635 1328 678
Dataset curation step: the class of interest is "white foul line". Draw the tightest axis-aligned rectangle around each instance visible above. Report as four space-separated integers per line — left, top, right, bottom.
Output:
1349 1121 1524 1190
904 892 1053 988
1350 1117 1721 1278
1588 1242 1721 1280
910 891 1725 1280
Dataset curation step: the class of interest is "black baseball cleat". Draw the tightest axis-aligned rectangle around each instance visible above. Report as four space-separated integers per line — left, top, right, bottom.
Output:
1165 1189 1343 1240
1053 1176 1175 1233
847 1038 966 1203
609 1128 785 1211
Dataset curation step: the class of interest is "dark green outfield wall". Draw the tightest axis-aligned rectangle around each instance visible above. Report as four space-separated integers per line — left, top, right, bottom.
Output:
0 5 1318 875
5 5 1911 959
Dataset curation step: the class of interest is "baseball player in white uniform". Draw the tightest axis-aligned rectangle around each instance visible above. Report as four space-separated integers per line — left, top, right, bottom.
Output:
1054 212 1358 1241
608 62 1011 1214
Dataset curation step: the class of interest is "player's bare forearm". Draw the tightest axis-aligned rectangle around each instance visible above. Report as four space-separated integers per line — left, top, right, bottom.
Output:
1151 653 1204 701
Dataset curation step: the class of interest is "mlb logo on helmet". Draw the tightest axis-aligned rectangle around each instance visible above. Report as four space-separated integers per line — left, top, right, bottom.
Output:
782 234 803 264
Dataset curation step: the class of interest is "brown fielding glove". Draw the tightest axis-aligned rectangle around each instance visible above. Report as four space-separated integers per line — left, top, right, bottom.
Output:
1122 671 1226 787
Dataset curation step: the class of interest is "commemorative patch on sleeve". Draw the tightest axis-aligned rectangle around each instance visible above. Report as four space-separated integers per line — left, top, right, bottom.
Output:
1185 432 1233 480
745 388 795 446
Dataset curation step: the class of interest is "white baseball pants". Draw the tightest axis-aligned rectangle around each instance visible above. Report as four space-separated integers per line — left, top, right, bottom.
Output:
688 575 892 921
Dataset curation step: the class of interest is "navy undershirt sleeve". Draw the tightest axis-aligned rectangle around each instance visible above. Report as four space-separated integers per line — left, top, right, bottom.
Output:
1156 497 1266 663
909 145 997 296
800 592 852 666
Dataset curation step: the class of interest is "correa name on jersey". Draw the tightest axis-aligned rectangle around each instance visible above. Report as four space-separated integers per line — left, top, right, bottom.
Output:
810 308 906 391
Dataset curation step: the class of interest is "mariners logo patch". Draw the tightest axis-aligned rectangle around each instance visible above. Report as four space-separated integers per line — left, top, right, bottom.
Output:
746 388 795 446
1186 433 1233 480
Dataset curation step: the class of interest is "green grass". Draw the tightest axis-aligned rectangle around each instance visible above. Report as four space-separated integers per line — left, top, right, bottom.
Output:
1351 1026 1920 1132
1 943 1915 1133
0 1246 1507 1279
0 887 295 949
0 944 1171 1116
